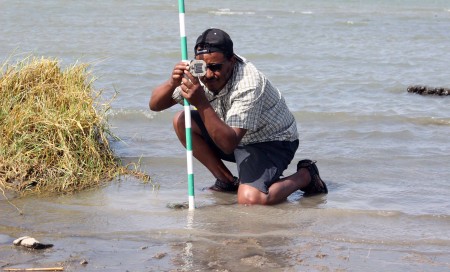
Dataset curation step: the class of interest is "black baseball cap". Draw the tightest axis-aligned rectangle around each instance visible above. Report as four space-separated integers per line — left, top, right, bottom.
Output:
194 28 234 58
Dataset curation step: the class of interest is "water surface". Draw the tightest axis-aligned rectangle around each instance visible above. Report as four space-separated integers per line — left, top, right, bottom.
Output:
1 0 449 271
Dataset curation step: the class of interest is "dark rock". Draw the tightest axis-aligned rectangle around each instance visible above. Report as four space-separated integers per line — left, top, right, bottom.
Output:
407 85 450 96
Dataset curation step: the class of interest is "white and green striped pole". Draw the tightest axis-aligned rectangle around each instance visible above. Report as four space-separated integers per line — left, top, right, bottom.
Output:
178 0 195 210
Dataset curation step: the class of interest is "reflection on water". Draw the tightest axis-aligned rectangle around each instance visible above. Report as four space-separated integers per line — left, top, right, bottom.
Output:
2 159 449 271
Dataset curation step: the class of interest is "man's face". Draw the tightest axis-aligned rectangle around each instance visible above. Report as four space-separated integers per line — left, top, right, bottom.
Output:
195 52 235 93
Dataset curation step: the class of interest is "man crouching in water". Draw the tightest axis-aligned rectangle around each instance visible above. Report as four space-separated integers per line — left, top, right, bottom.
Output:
149 28 327 205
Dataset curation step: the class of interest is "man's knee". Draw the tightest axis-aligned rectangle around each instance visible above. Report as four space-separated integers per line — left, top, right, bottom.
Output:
237 185 268 205
172 111 185 132
173 110 202 136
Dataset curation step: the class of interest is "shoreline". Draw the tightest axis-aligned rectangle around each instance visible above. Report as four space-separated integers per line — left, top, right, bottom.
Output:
1 172 449 272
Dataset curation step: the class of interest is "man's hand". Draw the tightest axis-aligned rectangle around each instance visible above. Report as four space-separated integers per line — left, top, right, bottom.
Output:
149 61 189 111
169 61 189 88
180 66 209 109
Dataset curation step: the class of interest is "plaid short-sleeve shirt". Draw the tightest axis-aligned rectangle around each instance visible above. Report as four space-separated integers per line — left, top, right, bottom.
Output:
173 56 298 145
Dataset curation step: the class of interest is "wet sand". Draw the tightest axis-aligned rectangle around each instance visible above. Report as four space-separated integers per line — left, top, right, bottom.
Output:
1 159 449 272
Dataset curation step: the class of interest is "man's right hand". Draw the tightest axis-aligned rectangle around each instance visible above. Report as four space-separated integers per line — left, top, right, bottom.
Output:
169 61 189 88
150 61 189 111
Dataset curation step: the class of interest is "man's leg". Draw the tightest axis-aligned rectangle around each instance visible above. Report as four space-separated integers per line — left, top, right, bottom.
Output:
234 140 319 205
172 110 235 183
237 169 311 205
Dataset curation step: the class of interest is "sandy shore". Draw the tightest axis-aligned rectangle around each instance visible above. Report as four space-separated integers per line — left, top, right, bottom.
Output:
1 165 449 271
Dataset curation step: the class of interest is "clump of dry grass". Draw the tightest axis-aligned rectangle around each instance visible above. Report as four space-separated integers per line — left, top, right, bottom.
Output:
0 56 149 194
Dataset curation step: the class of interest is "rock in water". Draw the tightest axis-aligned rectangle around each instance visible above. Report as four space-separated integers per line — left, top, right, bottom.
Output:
407 85 450 96
13 236 53 249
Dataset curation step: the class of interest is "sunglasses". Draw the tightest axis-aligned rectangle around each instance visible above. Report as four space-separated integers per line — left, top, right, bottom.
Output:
206 63 224 72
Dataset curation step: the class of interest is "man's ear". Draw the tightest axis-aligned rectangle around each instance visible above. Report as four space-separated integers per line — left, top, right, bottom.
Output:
230 55 237 65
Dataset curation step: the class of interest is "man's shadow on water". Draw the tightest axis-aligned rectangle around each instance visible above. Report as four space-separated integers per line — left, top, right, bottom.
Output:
166 180 338 210
298 194 328 208
203 181 336 208
294 179 338 208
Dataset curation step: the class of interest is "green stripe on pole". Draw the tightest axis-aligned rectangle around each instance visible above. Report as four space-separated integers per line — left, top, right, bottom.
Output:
188 174 194 195
180 37 188 61
185 127 192 150
178 0 185 13
178 0 195 210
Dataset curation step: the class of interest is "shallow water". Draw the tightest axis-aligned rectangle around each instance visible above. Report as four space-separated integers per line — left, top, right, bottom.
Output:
1 0 450 271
